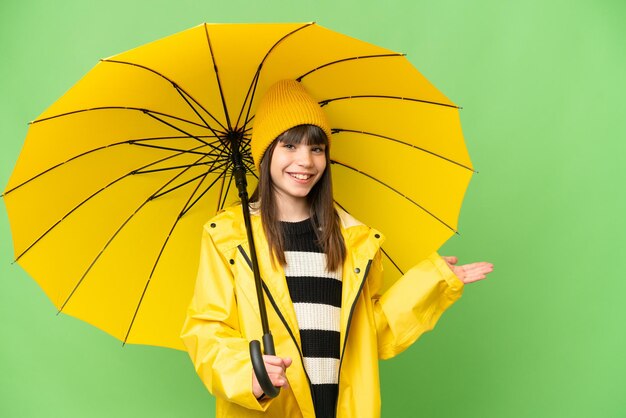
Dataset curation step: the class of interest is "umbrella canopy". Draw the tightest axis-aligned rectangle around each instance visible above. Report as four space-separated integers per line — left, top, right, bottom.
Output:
3 22 473 351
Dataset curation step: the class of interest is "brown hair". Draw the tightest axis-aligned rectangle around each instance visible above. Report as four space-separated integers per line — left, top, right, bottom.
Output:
250 124 346 272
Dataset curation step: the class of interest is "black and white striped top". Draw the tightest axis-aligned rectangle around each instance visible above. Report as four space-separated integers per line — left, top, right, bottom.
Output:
281 219 342 418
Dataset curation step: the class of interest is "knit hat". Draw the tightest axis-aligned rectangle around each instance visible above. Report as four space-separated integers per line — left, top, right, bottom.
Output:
251 80 332 169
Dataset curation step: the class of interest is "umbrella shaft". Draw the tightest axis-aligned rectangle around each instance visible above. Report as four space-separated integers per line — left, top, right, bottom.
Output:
231 139 271 335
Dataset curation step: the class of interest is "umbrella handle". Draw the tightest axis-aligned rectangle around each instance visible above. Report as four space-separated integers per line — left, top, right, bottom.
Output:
250 333 280 398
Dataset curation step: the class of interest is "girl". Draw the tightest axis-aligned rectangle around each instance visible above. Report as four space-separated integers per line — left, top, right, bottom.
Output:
181 80 493 418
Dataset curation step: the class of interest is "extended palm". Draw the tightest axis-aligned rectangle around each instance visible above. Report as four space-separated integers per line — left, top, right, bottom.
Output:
442 256 493 284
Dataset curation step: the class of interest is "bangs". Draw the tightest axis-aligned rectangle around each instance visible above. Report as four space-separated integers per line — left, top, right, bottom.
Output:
277 124 328 146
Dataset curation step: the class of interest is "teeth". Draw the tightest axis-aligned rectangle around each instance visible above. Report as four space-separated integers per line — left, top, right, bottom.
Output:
291 173 312 180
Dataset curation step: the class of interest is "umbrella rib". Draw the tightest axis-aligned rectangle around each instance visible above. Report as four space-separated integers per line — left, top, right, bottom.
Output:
215 153 231 213
296 53 405 81
151 159 230 200
320 95 460 110
143 111 225 152
124 166 229 345
216 174 227 213
132 134 219 141
332 129 475 172
183 162 231 218
134 160 227 175
218 170 235 211
380 247 405 276
242 160 258 180
172 84 224 138
332 199 405 276
129 141 225 158
238 70 262 137
2 136 222 197
258 22 316 69
238 133 258 180
2 138 209 197
31 106 210 128
3 141 127 196
330 160 459 235
203 23 232 131
12 143 210 262
101 58 228 132
236 22 315 130
58 152 210 314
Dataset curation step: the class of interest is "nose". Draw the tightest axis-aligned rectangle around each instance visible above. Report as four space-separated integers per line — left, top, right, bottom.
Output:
296 149 314 167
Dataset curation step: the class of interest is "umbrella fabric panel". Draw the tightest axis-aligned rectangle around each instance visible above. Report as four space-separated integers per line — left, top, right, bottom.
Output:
331 126 471 229
332 166 464 280
37 61 207 129
323 96 471 169
250 23 396 102
6 110 179 193
5 141 173 258
301 55 455 108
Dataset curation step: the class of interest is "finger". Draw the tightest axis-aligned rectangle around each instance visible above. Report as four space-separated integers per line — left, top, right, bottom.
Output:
264 362 290 376
268 370 289 386
262 355 288 367
442 256 458 265
271 375 289 387
463 274 487 284
463 268 492 282
459 262 493 274
263 355 294 370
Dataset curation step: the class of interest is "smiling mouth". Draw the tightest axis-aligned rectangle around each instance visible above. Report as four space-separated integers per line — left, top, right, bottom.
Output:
289 173 314 180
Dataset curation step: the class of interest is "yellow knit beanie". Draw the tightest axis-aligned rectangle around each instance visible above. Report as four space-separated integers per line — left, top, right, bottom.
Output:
251 80 332 169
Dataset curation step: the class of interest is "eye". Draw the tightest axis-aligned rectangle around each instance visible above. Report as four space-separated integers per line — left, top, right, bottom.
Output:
282 143 296 150
312 145 325 153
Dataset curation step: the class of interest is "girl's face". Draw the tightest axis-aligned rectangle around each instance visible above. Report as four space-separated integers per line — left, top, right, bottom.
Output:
269 139 327 205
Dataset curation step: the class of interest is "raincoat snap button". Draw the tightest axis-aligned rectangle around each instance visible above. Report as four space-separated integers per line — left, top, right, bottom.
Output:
229 259 235 265
374 233 380 238
354 267 360 274
210 223 216 228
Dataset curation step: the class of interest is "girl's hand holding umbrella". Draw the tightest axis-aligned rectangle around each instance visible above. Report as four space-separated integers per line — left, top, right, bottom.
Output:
442 256 494 284
252 355 293 399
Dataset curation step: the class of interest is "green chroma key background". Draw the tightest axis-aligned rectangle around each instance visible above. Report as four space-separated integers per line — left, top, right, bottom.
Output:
1 0 624 417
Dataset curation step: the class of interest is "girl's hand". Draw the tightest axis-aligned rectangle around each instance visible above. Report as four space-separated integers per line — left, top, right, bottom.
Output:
442 256 493 284
252 355 293 399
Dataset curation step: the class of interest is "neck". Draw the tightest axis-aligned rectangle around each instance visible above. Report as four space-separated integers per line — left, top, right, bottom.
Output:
274 193 310 222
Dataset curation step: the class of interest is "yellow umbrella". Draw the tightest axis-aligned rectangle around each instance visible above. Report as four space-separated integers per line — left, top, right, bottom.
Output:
3 22 473 352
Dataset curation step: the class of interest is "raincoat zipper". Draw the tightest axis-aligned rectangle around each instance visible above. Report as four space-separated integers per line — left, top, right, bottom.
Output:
237 245 316 403
335 258 373 417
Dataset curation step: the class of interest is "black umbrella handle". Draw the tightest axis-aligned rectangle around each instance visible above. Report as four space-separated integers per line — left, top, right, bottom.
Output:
250 333 280 398
229 135 280 399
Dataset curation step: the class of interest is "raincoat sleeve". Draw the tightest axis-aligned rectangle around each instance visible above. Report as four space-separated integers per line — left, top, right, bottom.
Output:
370 251 464 359
180 225 273 411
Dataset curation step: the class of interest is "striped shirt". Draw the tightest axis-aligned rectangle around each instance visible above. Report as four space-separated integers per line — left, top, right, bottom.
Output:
281 219 342 418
